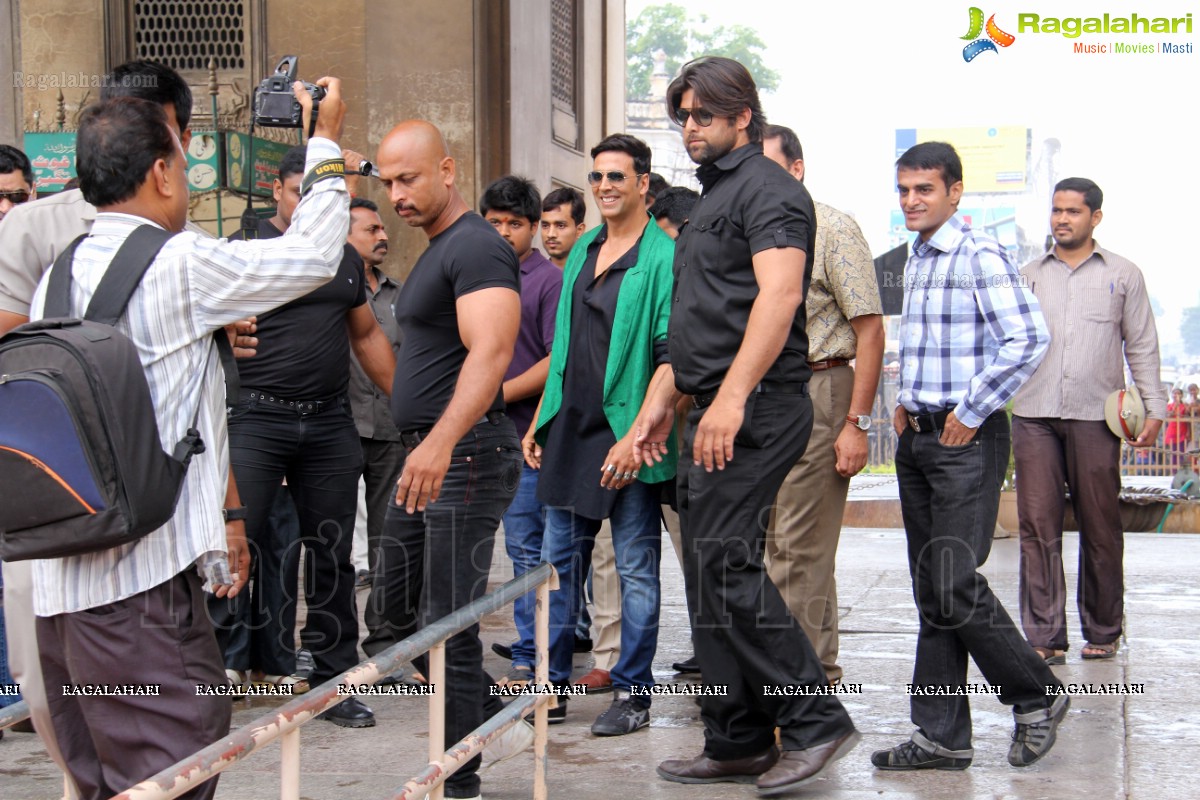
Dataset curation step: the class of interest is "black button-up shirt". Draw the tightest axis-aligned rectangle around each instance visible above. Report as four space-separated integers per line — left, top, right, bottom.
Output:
668 142 816 395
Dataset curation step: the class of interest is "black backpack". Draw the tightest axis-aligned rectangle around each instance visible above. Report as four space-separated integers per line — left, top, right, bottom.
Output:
0 225 236 561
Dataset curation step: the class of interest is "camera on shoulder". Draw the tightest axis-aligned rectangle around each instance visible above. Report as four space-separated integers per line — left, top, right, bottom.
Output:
253 56 325 133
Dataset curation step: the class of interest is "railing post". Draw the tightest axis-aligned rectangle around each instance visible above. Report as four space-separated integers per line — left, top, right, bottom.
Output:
428 642 446 800
280 728 300 800
533 566 558 800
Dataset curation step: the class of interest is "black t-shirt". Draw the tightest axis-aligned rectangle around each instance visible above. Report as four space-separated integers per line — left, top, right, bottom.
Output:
669 142 815 395
230 218 367 398
389 212 520 431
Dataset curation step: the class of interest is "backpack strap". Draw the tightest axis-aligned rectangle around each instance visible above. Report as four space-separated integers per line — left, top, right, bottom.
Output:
43 234 91 318
84 225 177 325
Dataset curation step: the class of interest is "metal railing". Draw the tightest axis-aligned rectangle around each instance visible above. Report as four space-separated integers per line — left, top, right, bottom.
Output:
17 562 561 800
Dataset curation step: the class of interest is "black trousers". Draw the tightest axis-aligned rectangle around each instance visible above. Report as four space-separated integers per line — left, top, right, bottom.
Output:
37 570 230 800
678 391 855 760
896 412 1061 753
358 436 406 655
209 396 363 683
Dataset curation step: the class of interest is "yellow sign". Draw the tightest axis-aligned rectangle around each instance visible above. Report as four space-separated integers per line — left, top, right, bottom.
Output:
895 127 1029 193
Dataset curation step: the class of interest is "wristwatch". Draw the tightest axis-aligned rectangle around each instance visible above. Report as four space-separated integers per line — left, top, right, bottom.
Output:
222 506 249 522
846 414 871 431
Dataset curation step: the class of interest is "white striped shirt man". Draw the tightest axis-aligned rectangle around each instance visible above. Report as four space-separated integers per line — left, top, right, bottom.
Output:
29 137 349 617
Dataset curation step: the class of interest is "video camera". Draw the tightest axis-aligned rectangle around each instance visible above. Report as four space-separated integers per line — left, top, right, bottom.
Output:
253 56 325 133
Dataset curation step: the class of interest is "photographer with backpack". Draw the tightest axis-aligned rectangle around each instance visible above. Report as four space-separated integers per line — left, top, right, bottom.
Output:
0 77 350 799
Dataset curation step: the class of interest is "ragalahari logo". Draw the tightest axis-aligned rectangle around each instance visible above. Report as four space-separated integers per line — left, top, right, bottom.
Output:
961 7 1016 61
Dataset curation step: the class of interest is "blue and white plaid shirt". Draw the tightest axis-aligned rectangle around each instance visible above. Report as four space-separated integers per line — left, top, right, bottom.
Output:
898 214 1049 428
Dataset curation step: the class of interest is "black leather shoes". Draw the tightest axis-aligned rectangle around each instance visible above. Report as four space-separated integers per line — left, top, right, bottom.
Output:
657 745 779 784
574 636 593 653
671 655 701 674
757 729 861 794
491 642 514 660
318 696 376 728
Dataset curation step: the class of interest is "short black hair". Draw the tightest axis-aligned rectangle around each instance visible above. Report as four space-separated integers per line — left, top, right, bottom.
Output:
542 186 585 225
647 173 670 201
350 197 379 213
895 141 963 189
0 144 33 185
764 124 803 164
101 60 193 132
278 146 307 181
479 175 542 224
667 56 767 143
1054 177 1103 212
590 134 652 177
649 186 698 229
75 98 176 208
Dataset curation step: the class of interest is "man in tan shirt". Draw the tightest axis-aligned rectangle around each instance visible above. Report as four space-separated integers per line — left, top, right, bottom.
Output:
1013 177 1165 663
761 125 884 684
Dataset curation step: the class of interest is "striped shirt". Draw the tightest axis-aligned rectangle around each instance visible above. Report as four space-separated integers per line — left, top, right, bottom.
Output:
28 137 349 617
1012 243 1166 421
898 214 1049 428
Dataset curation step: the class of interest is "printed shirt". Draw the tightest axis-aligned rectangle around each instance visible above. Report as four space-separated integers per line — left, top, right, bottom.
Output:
805 202 883 361
897 214 1049 428
1012 243 1166 421
29 137 349 616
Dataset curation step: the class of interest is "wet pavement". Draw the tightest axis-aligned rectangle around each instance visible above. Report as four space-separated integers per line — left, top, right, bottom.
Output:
3 521 1200 799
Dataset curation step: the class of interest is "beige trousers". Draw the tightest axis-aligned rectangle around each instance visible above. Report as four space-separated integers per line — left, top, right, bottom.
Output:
765 366 854 683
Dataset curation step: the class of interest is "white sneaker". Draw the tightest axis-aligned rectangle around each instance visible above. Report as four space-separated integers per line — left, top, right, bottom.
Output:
480 718 534 769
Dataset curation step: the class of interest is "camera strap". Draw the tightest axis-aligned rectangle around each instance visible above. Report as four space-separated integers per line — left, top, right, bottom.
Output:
300 159 347 197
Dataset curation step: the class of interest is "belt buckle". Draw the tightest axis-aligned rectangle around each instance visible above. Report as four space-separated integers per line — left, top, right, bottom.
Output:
908 414 921 433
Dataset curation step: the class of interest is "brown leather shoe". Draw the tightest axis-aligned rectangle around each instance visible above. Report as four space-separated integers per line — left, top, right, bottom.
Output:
657 746 780 784
574 668 612 694
756 729 861 795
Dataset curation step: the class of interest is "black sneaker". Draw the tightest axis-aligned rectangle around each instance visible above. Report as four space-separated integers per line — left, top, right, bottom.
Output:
294 648 315 681
871 740 971 771
591 691 650 736
524 696 568 725
1009 694 1070 767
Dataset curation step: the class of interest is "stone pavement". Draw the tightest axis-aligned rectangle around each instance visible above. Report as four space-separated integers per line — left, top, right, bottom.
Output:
4 524 1200 799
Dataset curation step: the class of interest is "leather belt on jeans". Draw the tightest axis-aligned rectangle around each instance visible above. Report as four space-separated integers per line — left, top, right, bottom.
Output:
907 408 953 433
399 410 506 449
807 358 850 372
243 389 344 416
692 380 809 410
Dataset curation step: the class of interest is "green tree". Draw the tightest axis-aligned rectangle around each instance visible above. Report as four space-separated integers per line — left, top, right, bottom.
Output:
1182 306 1200 357
626 3 779 100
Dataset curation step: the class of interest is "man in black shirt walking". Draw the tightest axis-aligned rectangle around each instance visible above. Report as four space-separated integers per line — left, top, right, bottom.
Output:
633 57 859 794
372 120 524 800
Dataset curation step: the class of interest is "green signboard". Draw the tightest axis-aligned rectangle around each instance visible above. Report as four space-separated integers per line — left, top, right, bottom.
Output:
225 132 293 198
185 131 222 192
24 132 77 193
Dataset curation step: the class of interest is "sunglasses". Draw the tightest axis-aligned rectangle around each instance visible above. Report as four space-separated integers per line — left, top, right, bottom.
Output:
672 107 716 127
0 190 31 205
586 171 644 186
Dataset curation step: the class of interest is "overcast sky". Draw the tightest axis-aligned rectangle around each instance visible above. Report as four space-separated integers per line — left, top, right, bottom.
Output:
626 0 1199 357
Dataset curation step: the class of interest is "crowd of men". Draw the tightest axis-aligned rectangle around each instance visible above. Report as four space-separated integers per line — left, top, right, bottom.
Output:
0 53 1165 800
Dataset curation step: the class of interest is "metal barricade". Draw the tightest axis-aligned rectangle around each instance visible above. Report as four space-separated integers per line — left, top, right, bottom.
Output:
91 562 559 800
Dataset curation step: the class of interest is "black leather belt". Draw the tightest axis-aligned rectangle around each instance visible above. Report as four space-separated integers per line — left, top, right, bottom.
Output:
400 411 506 448
242 389 345 416
907 408 953 433
692 381 809 410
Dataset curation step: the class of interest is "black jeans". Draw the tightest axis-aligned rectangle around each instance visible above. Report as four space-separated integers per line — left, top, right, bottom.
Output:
359 437 407 655
679 391 855 760
895 411 1062 755
373 416 522 799
209 394 363 683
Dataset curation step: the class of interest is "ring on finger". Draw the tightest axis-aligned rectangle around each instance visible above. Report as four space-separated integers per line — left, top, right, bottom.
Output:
605 464 617 473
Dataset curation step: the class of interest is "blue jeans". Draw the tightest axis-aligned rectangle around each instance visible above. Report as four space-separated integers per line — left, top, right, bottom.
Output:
896 411 1062 754
375 417 522 799
502 464 546 668
542 480 662 695
0 569 19 708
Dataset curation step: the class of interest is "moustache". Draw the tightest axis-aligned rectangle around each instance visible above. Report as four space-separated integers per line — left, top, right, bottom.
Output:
373 242 388 253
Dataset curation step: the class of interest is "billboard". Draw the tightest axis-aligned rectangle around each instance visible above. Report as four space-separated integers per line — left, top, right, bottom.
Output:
895 127 1030 193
